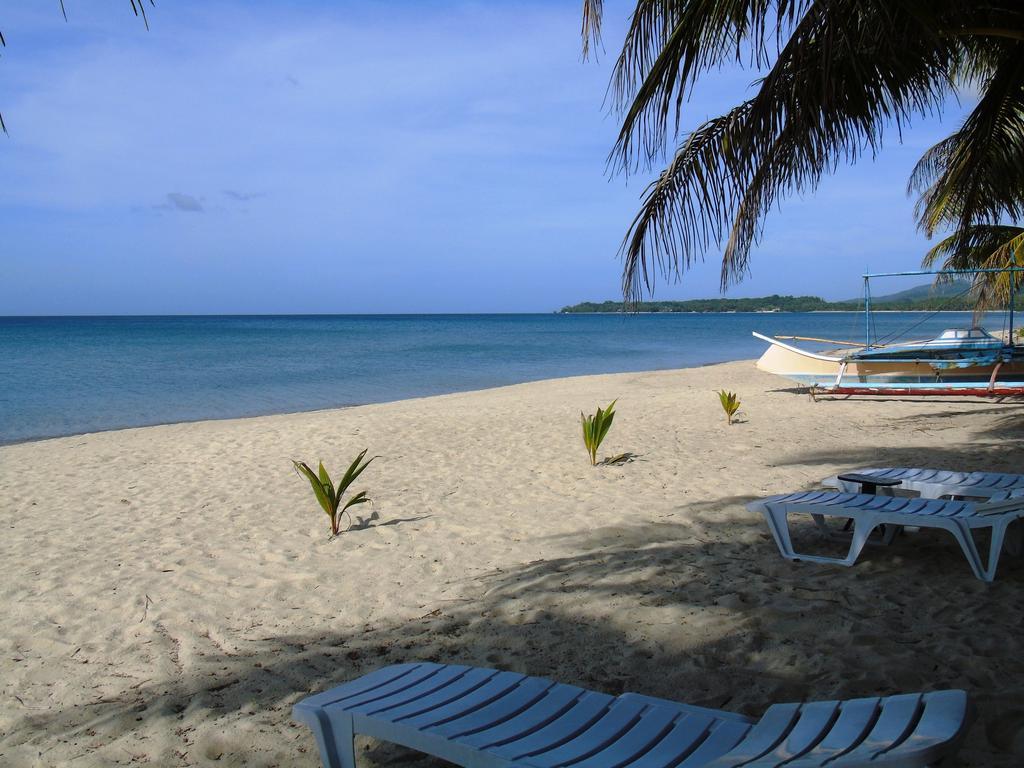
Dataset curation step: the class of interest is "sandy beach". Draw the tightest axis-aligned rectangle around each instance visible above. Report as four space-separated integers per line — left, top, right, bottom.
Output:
1 360 1023 766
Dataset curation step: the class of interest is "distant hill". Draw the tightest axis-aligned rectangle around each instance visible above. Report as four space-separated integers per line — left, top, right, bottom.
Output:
559 283 980 314
847 279 974 304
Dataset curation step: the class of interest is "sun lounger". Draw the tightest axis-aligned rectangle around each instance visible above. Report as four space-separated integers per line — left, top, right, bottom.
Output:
292 662 972 767
748 491 1024 581
822 467 1024 500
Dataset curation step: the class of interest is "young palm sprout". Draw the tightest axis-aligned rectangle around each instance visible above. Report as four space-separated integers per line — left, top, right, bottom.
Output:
293 449 375 536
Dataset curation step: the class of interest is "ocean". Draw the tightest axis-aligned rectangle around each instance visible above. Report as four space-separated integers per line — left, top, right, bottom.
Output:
0 312 991 443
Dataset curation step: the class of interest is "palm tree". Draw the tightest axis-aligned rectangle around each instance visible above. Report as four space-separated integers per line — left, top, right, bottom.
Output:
1 1 154 134
581 1 1024 302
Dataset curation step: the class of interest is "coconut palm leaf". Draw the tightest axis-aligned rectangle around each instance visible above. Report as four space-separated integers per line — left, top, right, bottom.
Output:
909 40 1024 238
581 0 602 60
336 448 375 495
582 1 1024 302
294 461 334 517
922 224 1024 312
2 2 156 135
129 0 155 31
341 490 371 515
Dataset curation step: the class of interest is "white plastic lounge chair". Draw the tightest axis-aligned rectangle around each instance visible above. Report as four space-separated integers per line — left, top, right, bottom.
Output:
748 491 1024 581
822 467 1024 500
293 662 972 767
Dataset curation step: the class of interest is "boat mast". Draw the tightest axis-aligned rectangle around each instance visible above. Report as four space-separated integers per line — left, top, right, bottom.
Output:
1010 270 1016 344
863 271 871 347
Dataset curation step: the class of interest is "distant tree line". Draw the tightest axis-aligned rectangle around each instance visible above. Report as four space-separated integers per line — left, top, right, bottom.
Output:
558 295 980 314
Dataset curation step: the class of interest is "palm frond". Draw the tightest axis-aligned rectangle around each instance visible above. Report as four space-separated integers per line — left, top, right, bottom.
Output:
922 224 1024 312
598 0 1024 301
1 3 155 137
609 0 813 172
621 102 752 300
909 37 1024 235
129 0 156 31
1 18 7 134
581 0 603 60
620 0 964 298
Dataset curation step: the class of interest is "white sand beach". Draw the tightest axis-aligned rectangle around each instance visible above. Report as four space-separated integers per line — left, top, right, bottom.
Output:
1 360 1023 766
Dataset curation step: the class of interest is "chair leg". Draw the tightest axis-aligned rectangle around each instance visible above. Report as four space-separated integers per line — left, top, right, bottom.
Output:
763 506 798 559
946 522 991 582
814 514 897 547
980 521 1013 582
879 524 902 545
302 710 357 768
764 505 875 567
840 519 875 566
811 513 834 538
1003 520 1023 557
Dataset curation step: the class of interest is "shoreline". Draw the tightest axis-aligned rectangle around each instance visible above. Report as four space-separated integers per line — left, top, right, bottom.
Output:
4 313 996 447
0 357 747 447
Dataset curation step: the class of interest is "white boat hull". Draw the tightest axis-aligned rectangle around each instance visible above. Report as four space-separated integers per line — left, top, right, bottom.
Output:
752 332 1024 393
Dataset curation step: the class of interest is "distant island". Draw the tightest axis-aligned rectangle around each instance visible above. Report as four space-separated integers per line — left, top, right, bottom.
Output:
560 282 979 313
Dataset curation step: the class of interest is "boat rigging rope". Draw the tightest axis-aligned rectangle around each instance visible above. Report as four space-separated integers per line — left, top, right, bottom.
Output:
869 282 978 347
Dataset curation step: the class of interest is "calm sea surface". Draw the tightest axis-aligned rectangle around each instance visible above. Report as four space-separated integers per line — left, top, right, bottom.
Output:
0 312 990 443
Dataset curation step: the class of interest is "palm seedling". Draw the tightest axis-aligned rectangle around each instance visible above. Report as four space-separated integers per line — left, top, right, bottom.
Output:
717 390 741 425
293 449 375 536
581 399 617 466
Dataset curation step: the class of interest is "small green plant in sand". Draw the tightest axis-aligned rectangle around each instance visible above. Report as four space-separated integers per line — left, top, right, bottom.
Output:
293 449 375 536
581 399 617 466
717 390 741 425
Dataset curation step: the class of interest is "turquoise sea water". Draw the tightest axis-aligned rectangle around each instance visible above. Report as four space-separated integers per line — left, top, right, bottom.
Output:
0 312 989 444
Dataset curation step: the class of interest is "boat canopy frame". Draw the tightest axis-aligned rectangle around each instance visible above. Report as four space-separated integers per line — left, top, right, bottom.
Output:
861 267 1024 347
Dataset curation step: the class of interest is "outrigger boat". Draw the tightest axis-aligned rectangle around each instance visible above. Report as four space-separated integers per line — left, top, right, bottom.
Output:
753 268 1024 397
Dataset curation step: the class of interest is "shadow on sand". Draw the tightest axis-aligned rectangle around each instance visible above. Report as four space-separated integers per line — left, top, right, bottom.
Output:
9 478 1024 766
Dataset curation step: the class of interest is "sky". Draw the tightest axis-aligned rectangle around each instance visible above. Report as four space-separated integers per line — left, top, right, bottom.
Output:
0 1 975 314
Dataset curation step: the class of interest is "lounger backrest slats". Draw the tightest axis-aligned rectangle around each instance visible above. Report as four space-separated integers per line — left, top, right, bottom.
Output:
486 689 614 760
770 491 988 520
758 700 843 762
565 705 681 768
432 676 559 739
674 719 759 766
778 697 882 767
512 698 650 767
700 702 802 765
824 467 1024 499
294 665 971 767
294 662 425 710
401 670 527 729
349 664 473 715
863 690 972 766
377 667 503 722
333 663 449 711
824 693 923 765
617 713 720 768
458 684 587 749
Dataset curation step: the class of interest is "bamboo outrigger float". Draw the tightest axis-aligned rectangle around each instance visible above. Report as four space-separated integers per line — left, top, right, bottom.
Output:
753 268 1024 397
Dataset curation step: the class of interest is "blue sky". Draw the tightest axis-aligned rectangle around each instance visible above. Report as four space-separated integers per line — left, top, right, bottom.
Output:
0 1 972 314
